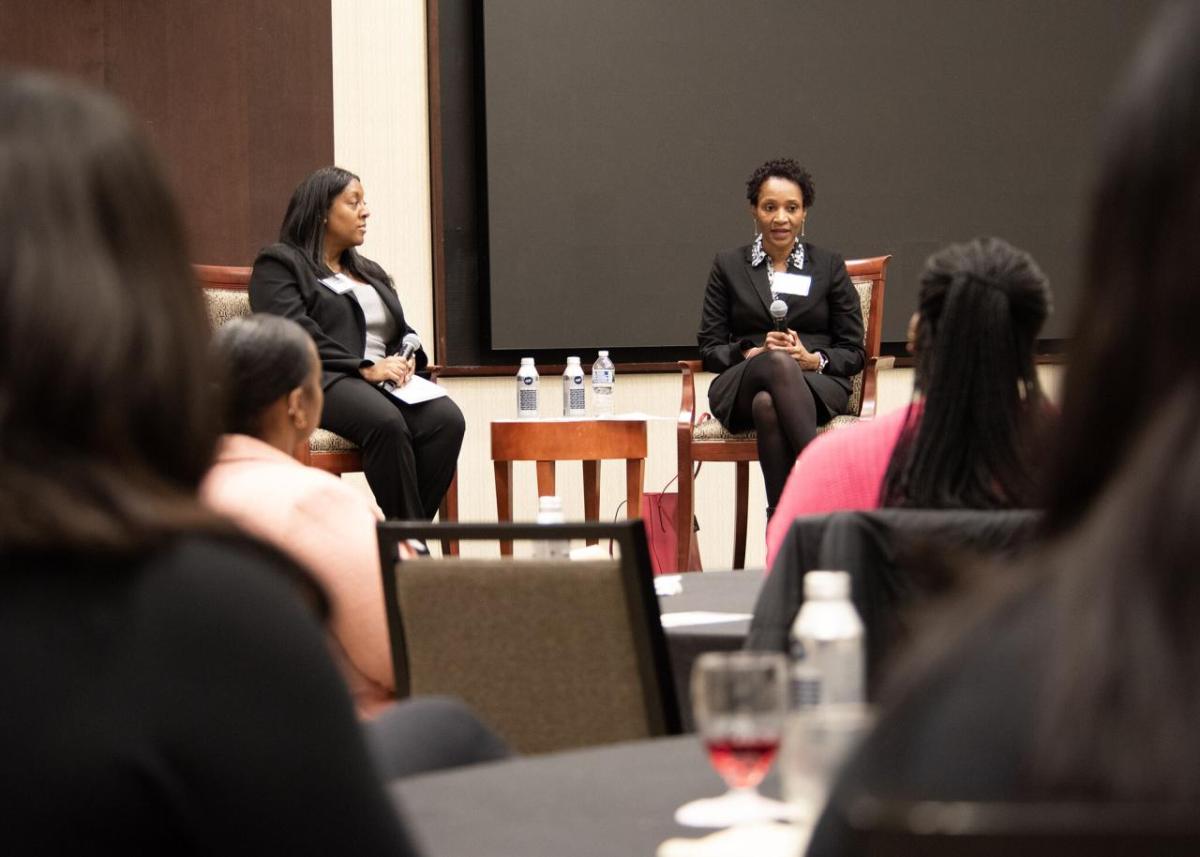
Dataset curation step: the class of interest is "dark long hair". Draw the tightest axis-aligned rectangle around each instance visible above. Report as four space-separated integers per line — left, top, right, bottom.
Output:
1030 0 1200 799
880 237 1050 508
278 165 389 285
0 73 221 552
881 1 1200 802
1041 1 1200 536
211 315 315 436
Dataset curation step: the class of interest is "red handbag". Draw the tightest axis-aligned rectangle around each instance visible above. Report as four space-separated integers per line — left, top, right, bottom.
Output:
640 474 702 575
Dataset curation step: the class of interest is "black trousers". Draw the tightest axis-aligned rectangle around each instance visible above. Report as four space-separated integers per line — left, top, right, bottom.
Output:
321 377 465 520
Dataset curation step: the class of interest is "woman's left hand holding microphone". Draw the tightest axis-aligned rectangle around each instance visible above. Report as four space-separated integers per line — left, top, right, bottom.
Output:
360 355 416 387
765 330 822 371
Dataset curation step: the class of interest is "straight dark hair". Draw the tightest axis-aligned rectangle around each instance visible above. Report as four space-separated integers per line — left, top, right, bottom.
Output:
0 73 220 552
278 165 389 285
881 1 1200 803
1031 0 1200 799
880 237 1050 508
211 315 316 437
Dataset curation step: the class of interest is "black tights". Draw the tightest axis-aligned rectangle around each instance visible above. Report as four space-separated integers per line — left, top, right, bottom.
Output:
731 351 819 510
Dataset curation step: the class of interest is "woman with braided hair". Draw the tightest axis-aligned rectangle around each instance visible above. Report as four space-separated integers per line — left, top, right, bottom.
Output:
765 236 1052 568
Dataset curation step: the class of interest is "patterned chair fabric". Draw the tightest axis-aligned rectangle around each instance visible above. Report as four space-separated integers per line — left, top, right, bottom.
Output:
203 287 252 329
200 283 362 458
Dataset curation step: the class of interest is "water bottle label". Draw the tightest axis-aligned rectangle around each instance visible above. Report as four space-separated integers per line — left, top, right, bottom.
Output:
518 389 538 411
790 674 821 709
521 376 535 386
592 369 614 384
568 387 585 410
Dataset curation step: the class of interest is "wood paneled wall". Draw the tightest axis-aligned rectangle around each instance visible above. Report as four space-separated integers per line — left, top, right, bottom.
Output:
0 0 334 265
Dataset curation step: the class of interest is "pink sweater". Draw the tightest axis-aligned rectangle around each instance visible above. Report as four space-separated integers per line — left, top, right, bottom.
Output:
201 434 393 718
765 406 912 570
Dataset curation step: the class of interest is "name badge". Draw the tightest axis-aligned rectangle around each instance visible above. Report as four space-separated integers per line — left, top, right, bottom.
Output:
319 273 354 295
772 272 812 297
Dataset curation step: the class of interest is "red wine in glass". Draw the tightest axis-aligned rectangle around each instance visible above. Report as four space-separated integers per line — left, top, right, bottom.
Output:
705 737 780 790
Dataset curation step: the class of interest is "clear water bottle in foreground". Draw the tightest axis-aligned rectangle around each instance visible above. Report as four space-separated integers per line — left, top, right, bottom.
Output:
563 356 586 417
591 350 615 417
517 357 539 418
789 570 865 708
533 495 570 559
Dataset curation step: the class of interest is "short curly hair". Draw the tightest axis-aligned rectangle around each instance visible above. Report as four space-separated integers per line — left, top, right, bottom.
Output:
746 158 815 208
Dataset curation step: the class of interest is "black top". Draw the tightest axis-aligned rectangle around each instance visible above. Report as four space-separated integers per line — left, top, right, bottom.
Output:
698 241 864 425
0 535 420 855
249 242 428 390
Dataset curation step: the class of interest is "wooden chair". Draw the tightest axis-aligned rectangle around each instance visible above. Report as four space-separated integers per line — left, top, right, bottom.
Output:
194 264 458 540
676 255 890 571
842 796 1200 857
375 520 682 755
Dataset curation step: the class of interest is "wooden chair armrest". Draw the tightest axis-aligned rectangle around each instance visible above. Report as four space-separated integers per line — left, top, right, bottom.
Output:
678 360 700 431
426 362 443 383
858 357 879 421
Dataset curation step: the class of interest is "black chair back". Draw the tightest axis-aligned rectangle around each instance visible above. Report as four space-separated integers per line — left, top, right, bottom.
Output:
747 508 1041 691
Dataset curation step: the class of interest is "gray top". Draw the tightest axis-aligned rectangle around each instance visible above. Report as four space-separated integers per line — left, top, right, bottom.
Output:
348 281 397 363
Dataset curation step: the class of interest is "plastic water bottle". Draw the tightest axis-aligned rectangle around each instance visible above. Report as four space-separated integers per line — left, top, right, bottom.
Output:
533 495 570 559
562 356 586 417
789 570 865 708
591 350 615 417
517 357 539 418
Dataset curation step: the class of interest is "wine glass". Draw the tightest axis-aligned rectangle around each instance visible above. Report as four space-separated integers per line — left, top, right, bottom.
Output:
675 651 794 828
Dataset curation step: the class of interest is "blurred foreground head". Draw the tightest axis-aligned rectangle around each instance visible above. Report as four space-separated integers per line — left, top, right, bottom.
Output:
0 72 217 551
1047 0 1200 532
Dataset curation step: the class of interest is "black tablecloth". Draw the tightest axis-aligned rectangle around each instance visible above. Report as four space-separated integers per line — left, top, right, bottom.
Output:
659 571 763 729
391 734 783 857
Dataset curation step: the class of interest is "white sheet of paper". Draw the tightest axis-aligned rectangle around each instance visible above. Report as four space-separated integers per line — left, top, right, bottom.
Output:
771 272 811 296
318 273 354 294
659 611 753 628
387 374 449 405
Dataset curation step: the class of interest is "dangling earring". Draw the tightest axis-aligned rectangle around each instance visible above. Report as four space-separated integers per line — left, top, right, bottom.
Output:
751 220 760 240
801 218 807 238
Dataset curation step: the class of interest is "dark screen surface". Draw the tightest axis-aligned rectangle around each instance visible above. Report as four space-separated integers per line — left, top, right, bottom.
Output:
480 0 1156 351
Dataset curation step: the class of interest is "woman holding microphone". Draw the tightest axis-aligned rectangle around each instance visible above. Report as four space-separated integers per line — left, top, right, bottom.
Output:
699 158 865 517
251 166 464 520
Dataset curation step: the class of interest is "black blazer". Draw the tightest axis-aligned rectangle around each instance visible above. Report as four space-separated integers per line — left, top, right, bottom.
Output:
698 242 865 426
249 243 427 390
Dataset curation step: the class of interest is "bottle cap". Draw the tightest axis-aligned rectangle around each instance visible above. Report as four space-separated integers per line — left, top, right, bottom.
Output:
804 570 851 600
538 495 563 512
598 350 609 357
521 357 535 365
566 355 581 365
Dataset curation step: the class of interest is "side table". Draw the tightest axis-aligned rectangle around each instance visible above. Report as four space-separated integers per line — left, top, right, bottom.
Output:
491 418 647 555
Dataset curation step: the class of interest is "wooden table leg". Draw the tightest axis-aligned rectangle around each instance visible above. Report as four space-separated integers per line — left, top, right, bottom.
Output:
495 459 514 556
733 461 749 570
582 460 600 545
625 457 644 526
535 460 556 501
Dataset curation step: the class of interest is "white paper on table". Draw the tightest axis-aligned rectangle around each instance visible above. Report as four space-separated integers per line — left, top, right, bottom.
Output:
655 575 682 596
659 611 753 628
387 374 449 405
657 821 808 857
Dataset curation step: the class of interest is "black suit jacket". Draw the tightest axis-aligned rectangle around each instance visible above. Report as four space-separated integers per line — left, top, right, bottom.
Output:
249 243 427 390
698 242 865 425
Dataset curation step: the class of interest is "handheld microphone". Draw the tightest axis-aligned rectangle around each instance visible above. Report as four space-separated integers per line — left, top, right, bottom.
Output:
399 332 421 360
383 333 423 391
769 298 788 332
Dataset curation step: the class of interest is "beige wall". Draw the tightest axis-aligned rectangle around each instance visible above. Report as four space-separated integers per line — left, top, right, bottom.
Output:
331 3 1065 567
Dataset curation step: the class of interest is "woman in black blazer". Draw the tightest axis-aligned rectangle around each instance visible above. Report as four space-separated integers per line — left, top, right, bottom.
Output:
251 166 464 520
699 159 864 515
